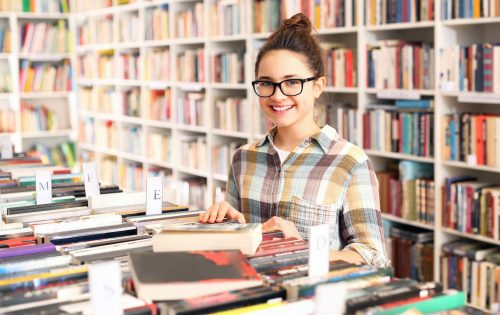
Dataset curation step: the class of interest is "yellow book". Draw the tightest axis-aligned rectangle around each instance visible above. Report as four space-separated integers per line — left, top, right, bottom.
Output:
0 266 87 286
314 3 321 29
211 300 284 315
474 0 480 18
23 67 35 92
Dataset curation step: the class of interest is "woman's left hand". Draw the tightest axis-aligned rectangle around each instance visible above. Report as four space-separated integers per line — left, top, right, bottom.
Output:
262 216 303 240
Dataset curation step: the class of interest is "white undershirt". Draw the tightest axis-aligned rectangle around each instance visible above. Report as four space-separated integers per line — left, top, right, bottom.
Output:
274 146 291 164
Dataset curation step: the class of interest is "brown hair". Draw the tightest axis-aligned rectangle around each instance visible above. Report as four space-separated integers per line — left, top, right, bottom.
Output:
254 13 325 79
254 13 326 123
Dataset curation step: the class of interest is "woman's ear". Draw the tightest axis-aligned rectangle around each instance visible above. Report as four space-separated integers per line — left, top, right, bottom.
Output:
314 76 326 98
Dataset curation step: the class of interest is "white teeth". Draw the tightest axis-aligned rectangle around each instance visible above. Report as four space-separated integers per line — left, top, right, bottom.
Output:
272 105 293 111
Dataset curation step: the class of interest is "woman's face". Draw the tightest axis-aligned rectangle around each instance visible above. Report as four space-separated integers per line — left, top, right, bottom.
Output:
256 50 324 129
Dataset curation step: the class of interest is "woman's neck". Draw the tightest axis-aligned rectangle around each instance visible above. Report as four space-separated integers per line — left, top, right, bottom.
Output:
273 123 320 151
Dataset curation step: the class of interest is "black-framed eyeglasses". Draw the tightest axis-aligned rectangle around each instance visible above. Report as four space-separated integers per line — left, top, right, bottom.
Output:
251 77 317 97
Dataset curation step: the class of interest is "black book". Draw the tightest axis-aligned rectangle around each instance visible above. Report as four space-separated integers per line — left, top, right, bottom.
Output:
6 200 89 215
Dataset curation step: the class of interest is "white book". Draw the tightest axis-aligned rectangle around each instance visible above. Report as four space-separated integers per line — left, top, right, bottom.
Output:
32 213 123 235
89 191 146 209
5 207 91 224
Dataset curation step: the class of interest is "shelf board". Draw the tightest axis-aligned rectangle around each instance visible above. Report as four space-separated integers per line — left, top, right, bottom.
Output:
120 151 145 163
170 37 206 45
442 160 500 174
0 53 11 59
381 213 434 230
323 86 358 93
213 173 228 181
20 91 71 99
16 12 70 19
210 82 247 90
316 26 358 34
177 165 209 178
442 227 500 246
0 93 12 98
212 129 250 139
21 129 72 138
366 88 435 99
440 91 500 104
19 53 71 61
442 16 500 26
252 32 272 40
176 82 206 91
365 21 435 31
147 159 174 170
143 80 172 89
146 119 175 129
365 149 435 163
209 34 247 42
143 39 171 48
177 124 208 133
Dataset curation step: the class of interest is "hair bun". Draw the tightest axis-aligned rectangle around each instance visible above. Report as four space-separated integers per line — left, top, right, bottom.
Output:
281 13 312 33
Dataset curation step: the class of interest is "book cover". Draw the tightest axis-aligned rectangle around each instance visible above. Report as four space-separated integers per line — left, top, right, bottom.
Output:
129 250 262 300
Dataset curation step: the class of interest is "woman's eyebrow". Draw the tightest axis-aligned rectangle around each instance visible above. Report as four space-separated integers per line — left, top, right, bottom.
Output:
257 74 300 80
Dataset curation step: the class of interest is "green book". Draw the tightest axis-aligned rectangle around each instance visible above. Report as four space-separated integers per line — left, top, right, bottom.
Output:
374 290 465 315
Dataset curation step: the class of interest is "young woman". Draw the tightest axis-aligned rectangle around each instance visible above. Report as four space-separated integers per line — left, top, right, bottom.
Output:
199 13 388 267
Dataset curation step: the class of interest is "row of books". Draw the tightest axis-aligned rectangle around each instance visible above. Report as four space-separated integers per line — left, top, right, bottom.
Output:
387 225 434 282
254 0 356 33
442 0 500 19
321 45 356 88
443 113 500 167
78 117 94 144
147 132 171 163
0 108 14 132
121 125 142 156
95 15 113 44
20 20 69 54
210 0 246 36
120 88 141 117
77 53 93 78
210 50 245 84
0 0 70 12
0 67 12 92
368 40 435 90
118 52 140 80
76 18 92 46
443 176 500 240
213 97 248 133
365 0 434 25
440 43 500 93
144 4 169 41
0 26 10 52
377 161 435 224
176 48 205 82
180 135 207 171
144 88 172 121
71 0 112 12
97 52 114 79
175 3 204 38
19 60 71 93
28 141 76 167
176 92 205 127
212 141 243 177
20 103 60 132
116 12 140 43
119 161 143 191
441 239 500 312
363 103 434 157
325 104 358 145
94 120 118 149
144 48 170 81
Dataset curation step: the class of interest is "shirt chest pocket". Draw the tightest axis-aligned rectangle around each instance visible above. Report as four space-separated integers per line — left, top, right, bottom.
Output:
287 196 340 241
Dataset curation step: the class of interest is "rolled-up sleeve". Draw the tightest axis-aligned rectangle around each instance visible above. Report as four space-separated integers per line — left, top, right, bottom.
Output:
340 159 390 268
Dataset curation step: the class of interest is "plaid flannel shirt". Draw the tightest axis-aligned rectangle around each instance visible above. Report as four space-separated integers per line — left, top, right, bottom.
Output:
226 124 389 267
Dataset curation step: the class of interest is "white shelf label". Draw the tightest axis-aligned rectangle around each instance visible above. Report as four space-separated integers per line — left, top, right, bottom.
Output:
377 90 421 100
146 176 163 215
83 162 100 198
458 93 500 104
0 136 13 159
36 170 52 205
314 282 347 315
308 224 330 278
89 260 123 315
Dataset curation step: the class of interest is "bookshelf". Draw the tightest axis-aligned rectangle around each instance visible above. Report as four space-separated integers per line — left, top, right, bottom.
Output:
72 1 500 310
0 3 75 167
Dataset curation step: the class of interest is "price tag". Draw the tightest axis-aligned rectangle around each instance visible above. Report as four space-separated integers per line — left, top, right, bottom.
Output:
0 137 13 159
83 162 100 197
89 260 123 315
308 224 330 278
146 176 163 215
36 170 52 205
314 282 347 315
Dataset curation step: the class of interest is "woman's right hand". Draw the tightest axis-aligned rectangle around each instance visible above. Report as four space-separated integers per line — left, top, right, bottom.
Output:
198 201 246 224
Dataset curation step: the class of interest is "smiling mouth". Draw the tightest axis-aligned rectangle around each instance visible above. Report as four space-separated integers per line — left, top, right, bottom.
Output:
271 105 294 112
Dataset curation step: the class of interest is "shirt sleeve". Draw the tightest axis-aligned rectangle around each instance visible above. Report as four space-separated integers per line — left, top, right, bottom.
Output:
339 158 390 268
225 164 240 210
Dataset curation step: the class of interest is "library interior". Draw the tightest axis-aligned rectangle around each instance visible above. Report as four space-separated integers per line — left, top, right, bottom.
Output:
0 0 500 314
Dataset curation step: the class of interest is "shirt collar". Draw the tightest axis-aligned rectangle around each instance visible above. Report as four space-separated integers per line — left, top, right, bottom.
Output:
256 124 339 153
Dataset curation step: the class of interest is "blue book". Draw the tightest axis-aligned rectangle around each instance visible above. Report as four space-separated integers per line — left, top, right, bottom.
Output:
395 99 432 109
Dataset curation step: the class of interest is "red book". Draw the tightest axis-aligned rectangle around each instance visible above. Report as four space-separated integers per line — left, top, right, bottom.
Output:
475 115 486 165
345 49 354 87
0 236 37 248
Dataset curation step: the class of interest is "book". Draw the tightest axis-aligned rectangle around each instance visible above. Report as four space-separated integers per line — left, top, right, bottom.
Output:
152 222 262 255
129 250 262 300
